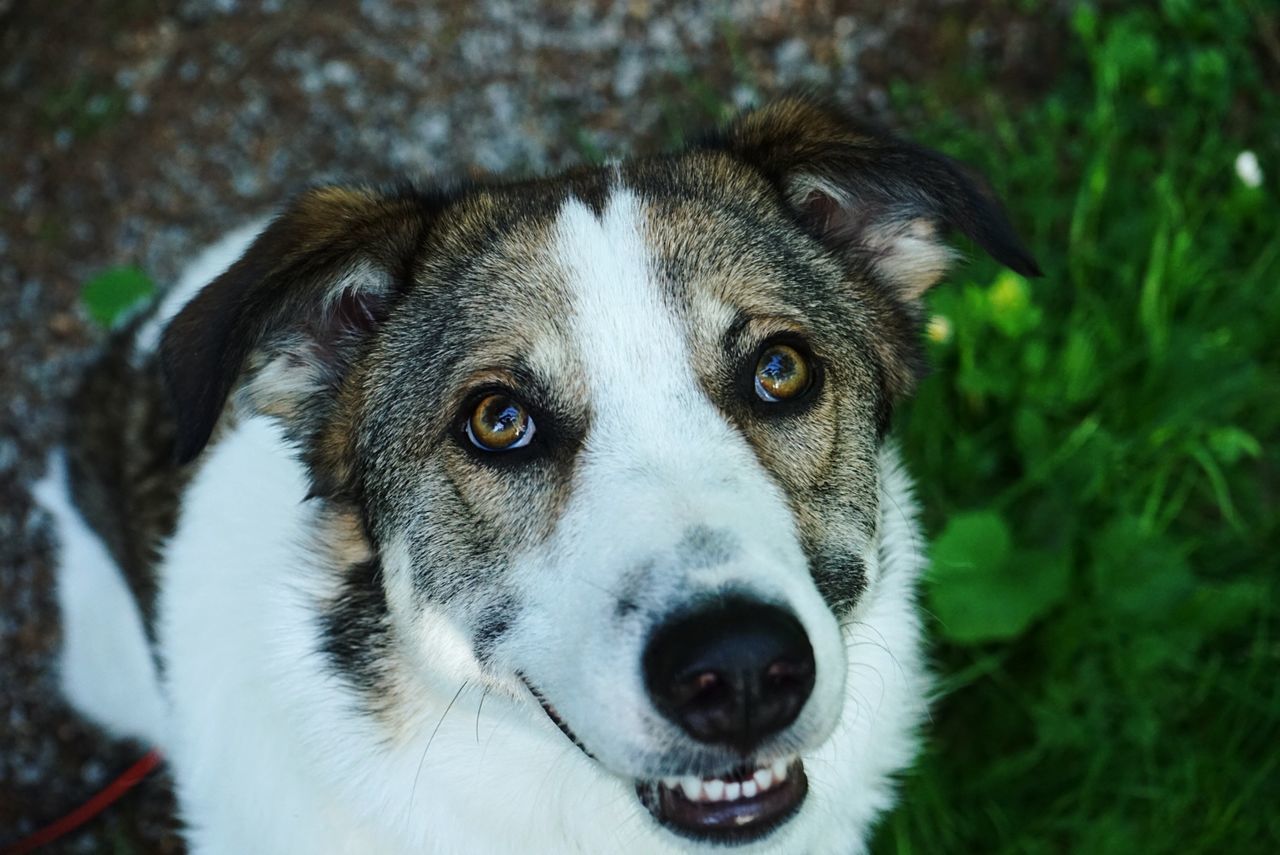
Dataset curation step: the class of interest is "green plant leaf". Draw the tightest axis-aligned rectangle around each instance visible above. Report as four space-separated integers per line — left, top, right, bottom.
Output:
1090 516 1195 622
926 511 1068 645
1207 426 1261 465
82 266 156 328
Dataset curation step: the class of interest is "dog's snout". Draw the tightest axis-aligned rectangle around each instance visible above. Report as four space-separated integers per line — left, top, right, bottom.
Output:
643 599 815 752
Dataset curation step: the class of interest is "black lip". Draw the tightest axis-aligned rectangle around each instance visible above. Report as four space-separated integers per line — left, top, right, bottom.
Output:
521 677 595 759
637 760 808 845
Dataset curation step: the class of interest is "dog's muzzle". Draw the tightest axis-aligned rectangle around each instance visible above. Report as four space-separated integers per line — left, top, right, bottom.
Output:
528 598 817 844
634 598 815 841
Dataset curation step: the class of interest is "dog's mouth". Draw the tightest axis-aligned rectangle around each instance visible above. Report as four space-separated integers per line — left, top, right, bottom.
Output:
523 678 808 844
636 757 808 843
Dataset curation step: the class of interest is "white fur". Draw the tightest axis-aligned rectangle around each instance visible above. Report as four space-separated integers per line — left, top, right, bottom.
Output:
40 198 929 853
33 456 167 746
862 218 956 300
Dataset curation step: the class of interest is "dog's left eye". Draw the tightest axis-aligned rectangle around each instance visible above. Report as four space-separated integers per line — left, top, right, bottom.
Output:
466 394 536 452
753 343 813 403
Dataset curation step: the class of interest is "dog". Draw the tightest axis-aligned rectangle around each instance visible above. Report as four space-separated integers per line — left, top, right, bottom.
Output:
33 96 1038 854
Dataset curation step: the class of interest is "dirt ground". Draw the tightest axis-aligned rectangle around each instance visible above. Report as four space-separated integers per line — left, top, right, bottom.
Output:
0 0 1061 849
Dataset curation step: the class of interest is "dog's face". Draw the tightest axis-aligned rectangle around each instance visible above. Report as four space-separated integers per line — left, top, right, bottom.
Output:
162 98 1036 847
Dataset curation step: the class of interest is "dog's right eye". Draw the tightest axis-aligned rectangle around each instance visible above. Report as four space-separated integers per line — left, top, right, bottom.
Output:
753 343 813 403
465 394 536 452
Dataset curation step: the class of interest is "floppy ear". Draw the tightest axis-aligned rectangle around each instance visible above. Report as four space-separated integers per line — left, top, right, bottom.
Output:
709 96 1040 299
160 185 438 466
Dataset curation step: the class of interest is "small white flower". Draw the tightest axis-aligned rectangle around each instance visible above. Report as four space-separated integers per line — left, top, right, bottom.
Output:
1235 150 1263 188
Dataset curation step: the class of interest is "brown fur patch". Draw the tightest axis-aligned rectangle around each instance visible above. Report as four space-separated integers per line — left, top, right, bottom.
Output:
64 317 192 641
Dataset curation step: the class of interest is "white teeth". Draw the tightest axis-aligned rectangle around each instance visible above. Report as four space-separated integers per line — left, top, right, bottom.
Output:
659 757 799 804
680 776 702 801
753 768 774 791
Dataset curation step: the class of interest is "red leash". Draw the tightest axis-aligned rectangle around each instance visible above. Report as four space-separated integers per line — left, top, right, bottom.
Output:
1 749 163 854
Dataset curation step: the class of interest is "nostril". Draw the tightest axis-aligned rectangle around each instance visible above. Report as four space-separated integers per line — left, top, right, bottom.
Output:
643 598 816 752
670 670 728 710
766 657 813 688
672 671 740 742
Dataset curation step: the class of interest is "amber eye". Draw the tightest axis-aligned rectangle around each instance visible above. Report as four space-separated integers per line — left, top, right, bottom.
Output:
754 343 812 403
466 394 535 452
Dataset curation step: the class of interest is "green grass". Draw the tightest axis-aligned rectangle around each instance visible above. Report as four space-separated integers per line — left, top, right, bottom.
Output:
872 2 1280 852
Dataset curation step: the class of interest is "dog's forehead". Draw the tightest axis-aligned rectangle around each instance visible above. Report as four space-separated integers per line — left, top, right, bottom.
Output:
405 159 840 398
550 189 700 413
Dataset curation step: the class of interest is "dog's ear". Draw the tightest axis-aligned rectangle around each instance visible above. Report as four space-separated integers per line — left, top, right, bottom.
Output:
709 96 1040 300
161 185 437 465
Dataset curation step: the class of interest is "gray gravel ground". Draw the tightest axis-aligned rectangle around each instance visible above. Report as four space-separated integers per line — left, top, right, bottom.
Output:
0 0 1060 849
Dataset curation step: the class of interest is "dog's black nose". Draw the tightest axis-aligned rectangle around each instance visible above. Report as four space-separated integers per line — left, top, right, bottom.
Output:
643 599 815 752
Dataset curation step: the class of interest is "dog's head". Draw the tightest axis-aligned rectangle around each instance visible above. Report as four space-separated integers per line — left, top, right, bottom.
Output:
162 96 1037 847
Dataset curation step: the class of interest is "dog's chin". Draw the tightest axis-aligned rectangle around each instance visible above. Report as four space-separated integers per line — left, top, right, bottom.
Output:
524 681 809 846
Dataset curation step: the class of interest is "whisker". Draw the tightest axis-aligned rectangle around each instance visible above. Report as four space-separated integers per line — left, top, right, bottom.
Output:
410 680 469 813
482 693 519 760
847 657 888 692
841 619 909 681
475 685 490 744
